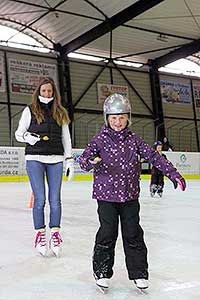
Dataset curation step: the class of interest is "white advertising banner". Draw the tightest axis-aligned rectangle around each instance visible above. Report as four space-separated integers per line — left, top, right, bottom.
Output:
97 83 129 104
0 147 26 176
163 151 200 174
0 148 199 177
0 147 88 176
8 58 58 95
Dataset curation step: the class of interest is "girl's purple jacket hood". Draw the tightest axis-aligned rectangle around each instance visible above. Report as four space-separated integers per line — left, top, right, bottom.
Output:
79 126 182 202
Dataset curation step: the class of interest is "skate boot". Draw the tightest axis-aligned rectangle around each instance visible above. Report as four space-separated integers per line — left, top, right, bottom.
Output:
49 227 63 257
157 185 163 197
150 184 157 197
150 191 155 197
134 278 148 290
94 274 109 293
34 228 47 256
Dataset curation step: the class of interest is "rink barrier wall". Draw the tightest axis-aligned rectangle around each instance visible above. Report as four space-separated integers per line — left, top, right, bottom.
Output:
0 174 199 183
0 147 200 182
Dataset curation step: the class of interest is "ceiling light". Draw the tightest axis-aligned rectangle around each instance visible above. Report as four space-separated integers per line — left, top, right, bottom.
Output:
113 60 143 68
67 52 103 62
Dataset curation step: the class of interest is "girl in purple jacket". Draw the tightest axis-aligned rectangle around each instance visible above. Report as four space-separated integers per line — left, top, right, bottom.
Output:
79 93 186 292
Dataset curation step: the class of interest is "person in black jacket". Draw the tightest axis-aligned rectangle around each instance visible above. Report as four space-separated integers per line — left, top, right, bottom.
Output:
150 141 167 197
162 136 174 151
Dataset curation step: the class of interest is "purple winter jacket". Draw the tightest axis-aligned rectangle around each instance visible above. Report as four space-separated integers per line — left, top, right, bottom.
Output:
79 125 182 202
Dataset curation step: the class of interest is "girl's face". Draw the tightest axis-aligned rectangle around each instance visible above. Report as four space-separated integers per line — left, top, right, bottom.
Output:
108 114 128 131
40 83 53 98
156 145 162 153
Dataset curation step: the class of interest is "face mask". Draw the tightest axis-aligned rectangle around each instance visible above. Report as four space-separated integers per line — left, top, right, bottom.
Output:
38 95 54 104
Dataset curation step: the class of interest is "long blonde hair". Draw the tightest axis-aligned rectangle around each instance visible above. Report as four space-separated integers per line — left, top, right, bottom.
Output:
31 77 70 126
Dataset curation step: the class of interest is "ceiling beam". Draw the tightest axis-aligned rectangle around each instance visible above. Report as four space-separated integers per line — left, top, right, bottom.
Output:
154 39 200 67
60 0 165 55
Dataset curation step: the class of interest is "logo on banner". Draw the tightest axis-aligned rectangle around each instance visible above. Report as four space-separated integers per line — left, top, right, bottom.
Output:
176 153 190 171
180 154 187 163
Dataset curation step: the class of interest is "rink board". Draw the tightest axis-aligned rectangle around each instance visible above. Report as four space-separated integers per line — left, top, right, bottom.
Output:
0 174 199 182
0 147 200 182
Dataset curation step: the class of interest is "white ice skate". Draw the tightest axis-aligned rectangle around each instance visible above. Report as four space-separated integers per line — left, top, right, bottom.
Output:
96 278 109 294
49 228 63 257
34 228 47 256
134 279 148 290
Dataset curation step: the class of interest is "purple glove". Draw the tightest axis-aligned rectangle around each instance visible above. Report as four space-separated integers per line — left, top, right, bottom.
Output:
171 177 186 191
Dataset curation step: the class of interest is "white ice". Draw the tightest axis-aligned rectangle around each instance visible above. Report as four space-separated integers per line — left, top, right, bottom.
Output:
0 179 200 300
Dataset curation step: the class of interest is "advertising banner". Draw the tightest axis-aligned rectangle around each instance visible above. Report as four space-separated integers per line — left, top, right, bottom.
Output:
160 80 192 104
97 83 129 104
0 148 199 177
9 58 58 95
163 151 200 174
0 147 25 176
0 147 89 176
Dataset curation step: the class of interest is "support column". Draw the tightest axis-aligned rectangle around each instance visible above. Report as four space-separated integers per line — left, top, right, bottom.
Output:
149 61 165 141
57 51 74 138
190 79 200 152
4 51 12 145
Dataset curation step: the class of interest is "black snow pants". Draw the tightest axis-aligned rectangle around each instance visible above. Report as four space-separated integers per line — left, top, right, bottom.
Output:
150 168 164 193
93 200 148 280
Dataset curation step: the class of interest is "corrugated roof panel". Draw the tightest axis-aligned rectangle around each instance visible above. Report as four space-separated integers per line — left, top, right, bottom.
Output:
84 0 139 17
129 17 200 40
0 0 200 65
55 0 106 19
112 27 186 56
78 25 187 63
0 1 48 24
32 12 100 45
135 0 191 18
186 0 200 12
58 0 138 18
129 0 200 39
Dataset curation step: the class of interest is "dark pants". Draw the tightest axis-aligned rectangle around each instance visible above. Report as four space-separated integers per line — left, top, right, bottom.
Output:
93 200 148 280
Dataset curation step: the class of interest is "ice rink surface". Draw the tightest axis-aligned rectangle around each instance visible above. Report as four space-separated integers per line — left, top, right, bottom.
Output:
0 179 200 300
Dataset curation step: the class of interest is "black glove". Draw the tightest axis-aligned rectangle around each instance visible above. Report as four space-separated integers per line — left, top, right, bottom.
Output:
171 177 186 191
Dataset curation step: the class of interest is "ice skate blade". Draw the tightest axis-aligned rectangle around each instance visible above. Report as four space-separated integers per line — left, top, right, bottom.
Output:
36 248 47 257
136 287 148 294
51 249 61 258
96 284 109 294
38 252 47 257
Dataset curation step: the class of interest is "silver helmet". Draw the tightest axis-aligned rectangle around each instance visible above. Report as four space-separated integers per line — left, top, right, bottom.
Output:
103 93 131 126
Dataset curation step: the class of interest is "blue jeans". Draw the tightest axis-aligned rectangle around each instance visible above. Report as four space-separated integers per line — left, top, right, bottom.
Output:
26 160 63 230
